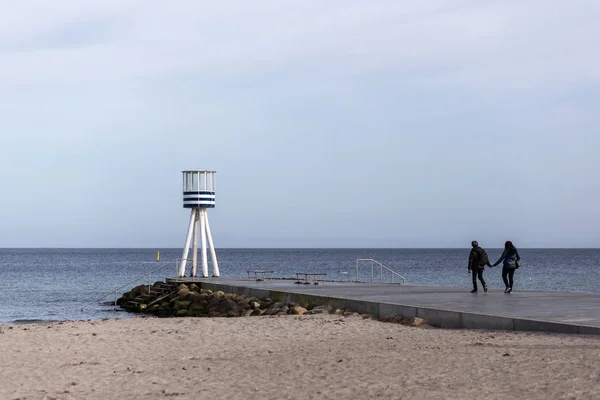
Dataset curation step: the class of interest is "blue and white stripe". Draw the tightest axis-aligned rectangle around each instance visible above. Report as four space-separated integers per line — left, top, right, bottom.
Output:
183 191 215 208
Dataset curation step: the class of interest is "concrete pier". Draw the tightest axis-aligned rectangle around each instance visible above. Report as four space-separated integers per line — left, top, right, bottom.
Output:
166 277 600 335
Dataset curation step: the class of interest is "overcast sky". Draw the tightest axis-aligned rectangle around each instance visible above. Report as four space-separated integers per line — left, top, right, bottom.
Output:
1 0 599 248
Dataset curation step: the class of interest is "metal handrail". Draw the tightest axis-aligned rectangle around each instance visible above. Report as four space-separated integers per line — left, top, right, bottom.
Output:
355 259 405 284
81 259 182 311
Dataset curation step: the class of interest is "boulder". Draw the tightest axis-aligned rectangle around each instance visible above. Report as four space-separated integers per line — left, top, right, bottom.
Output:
270 302 286 310
189 283 200 292
249 301 261 310
379 315 408 324
178 288 190 300
214 291 225 298
410 317 427 327
259 298 273 309
214 298 238 315
227 309 245 317
174 301 191 310
200 289 213 295
290 306 307 315
176 309 189 317
307 305 332 315
343 312 361 318
190 303 207 313
251 309 264 316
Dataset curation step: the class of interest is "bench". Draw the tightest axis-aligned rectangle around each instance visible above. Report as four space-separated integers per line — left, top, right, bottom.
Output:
295 272 327 285
247 270 274 281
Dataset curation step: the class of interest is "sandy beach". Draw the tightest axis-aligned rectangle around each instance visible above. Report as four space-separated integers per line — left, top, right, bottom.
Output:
1 315 599 400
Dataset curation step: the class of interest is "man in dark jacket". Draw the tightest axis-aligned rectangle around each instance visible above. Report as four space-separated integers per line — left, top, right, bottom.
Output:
468 240 492 293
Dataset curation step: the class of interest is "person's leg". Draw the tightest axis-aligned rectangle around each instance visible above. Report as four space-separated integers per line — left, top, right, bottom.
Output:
477 269 487 291
502 268 509 291
508 269 515 289
471 269 478 291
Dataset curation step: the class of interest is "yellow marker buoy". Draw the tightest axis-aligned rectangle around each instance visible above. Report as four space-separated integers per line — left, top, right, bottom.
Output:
156 251 161 262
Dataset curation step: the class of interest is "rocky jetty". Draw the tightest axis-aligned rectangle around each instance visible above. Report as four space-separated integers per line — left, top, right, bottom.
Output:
118 282 353 318
117 282 428 327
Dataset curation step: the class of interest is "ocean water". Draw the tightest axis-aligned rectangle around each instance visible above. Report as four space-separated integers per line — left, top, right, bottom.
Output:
0 248 599 325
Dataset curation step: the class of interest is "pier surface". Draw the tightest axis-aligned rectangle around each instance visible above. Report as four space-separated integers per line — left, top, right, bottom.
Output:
168 277 600 334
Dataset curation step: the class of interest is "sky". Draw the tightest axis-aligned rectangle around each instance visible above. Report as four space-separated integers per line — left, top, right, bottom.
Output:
0 0 599 248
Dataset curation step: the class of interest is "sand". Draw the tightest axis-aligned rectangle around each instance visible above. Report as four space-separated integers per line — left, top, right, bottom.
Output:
0 315 599 400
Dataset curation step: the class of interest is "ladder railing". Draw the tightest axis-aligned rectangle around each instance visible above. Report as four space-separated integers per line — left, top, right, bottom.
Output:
355 259 405 284
81 259 183 311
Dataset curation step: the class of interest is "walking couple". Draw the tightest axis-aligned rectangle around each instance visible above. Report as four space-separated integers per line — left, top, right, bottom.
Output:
468 240 521 293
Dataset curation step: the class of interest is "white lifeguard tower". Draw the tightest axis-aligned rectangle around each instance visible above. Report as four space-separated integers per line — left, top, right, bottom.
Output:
178 170 220 278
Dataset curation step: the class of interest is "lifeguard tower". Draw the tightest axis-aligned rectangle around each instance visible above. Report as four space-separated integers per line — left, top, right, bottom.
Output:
178 170 220 278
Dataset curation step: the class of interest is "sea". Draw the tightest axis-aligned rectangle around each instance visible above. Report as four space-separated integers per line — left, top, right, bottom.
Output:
1 248 599 325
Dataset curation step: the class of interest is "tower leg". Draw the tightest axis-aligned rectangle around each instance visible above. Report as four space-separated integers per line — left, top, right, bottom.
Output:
191 209 199 277
204 212 220 277
178 208 196 277
200 208 209 277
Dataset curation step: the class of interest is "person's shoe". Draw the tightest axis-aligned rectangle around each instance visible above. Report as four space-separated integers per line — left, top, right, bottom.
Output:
484 285 488 292
504 287 510 293
470 289 478 293
507 287 512 293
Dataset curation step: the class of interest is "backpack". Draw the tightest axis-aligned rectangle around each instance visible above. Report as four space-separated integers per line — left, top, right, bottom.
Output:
477 248 489 267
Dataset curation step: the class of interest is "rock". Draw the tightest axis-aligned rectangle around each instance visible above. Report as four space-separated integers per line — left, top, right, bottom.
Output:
263 308 280 316
207 297 220 308
249 301 261 310
177 288 190 300
214 291 225 298
290 306 307 315
185 292 201 303
379 315 408 324
307 305 332 315
410 317 426 327
251 309 264 316
259 298 273 309
189 284 200 292
174 301 191 310
270 302 286 310
215 298 238 315
361 314 373 320
190 302 207 312
178 284 189 291
200 289 213 295
227 309 245 317
243 309 254 317
343 312 361 318
176 309 189 317
334 309 344 315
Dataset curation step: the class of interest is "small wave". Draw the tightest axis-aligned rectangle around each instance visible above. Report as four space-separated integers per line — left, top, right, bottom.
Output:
11 319 52 325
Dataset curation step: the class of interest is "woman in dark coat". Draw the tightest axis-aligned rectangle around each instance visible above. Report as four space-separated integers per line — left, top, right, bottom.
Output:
493 241 521 293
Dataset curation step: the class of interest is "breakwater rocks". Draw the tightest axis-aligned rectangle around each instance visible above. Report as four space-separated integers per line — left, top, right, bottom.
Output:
117 282 356 318
116 282 429 327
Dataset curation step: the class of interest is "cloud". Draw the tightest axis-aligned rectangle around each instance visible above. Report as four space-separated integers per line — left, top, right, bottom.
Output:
1 0 598 89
